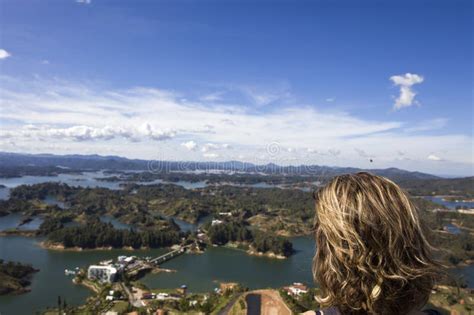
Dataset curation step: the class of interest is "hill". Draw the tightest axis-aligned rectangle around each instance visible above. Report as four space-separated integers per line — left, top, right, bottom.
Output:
0 152 439 182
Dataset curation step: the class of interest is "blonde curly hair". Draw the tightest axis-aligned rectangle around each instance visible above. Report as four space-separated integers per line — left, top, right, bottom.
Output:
312 172 440 314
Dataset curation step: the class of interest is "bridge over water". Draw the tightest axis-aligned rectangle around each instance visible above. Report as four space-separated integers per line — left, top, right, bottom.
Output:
127 244 192 273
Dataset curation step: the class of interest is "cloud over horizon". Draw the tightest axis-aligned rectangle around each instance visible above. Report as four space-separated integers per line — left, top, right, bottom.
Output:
390 73 424 110
0 75 471 175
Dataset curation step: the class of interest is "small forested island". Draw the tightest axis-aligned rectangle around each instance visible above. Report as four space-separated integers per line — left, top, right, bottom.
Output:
0 259 39 295
42 219 181 250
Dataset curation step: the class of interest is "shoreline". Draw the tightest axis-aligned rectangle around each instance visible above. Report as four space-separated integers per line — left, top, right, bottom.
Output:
223 242 289 259
39 241 169 252
0 230 37 237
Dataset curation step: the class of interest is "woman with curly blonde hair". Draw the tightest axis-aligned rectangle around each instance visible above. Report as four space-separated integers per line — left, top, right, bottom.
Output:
310 172 441 315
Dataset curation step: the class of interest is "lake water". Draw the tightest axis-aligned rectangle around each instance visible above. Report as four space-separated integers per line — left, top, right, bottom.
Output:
1 231 472 315
424 196 474 209
0 213 44 231
0 172 209 201
0 234 314 315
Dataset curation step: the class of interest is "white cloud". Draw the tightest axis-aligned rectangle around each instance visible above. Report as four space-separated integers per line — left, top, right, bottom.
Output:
325 98 335 102
76 0 91 4
201 143 220 153
41 60 50 65
200 142 232 152
390 73 424 110
203 153 219 158
427 154 442 161
181 140 198 151
0 49 11 59
2 124 175 142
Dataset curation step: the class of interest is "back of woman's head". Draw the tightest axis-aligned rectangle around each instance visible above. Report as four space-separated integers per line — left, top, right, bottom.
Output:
312 172 439 315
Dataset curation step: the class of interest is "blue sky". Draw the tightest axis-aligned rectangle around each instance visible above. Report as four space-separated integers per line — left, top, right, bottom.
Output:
0 0 472 176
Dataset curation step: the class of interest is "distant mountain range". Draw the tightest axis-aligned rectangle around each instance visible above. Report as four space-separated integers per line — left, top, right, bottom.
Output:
0 151 440 181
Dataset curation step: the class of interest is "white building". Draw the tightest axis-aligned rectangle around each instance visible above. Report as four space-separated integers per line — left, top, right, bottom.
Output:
87 265 118 283
285 283 308 296
211 219 223 226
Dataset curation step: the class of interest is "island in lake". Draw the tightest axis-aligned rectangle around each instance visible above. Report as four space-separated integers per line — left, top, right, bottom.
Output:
0 260 38 295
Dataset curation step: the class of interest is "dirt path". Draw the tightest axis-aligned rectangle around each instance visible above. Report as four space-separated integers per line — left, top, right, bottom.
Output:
253 289 292 315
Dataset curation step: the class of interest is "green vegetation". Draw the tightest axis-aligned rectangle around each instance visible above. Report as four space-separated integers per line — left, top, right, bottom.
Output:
0 259 38 295
399 176 474 198
280 288 320 314
205 221 293 257
251 231 294 257
46 220 180 249
422 209 474 268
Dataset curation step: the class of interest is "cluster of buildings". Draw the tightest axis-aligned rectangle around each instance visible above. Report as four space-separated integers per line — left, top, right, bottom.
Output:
211 219 224 226
87 255 139 283
283 282 309 297
87 265 118 283
140 285 187 301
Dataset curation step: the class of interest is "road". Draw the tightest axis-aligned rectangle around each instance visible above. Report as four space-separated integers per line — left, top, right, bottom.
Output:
121 282 144 308
217 293 242 315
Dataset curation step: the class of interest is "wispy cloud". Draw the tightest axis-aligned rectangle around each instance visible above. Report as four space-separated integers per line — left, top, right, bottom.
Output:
390 73 424 110
203 152 219 158
1 124 176 142
181 140 198 151
0 49 11 59
427 154 442 161
76 0 91 4
405 118 447 132
354 148 373 159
